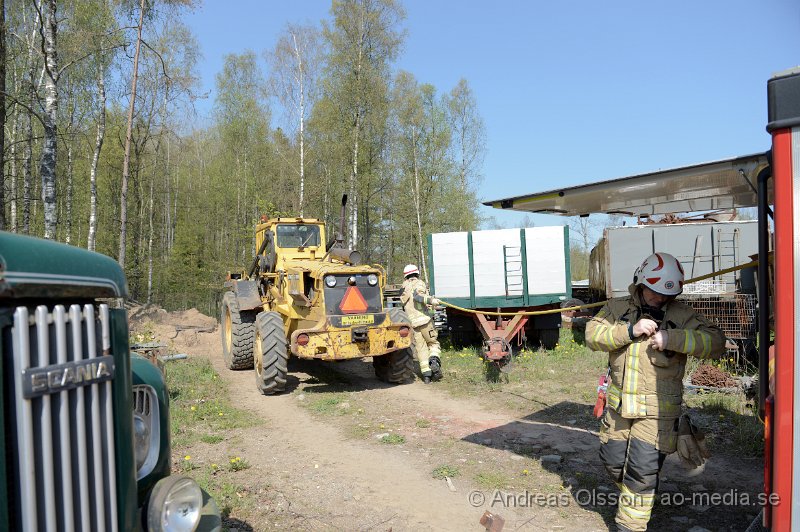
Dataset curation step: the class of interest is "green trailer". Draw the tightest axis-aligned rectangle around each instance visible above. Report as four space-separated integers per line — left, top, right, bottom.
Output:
427 226 571 364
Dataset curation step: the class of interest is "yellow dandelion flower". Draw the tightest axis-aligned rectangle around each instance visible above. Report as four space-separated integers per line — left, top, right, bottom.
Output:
190 406 197 411
218 412 224 416
211 463 218 469
184 455 191 461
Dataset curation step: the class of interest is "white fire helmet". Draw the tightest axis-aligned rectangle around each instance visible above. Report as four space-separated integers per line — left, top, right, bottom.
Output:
633 252 685 296
403 264 420 278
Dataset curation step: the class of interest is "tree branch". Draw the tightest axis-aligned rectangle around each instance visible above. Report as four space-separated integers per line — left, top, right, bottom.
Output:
57 42 125 78
139 38 172 84
0 90 46 128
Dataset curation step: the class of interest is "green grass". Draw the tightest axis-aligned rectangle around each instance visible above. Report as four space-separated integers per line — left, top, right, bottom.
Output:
439 328 762 460
305 393 352 415
438 330 606 423
415 418 432 428
685 391 764 457
380 433 406 444
166 358 257 448
432 465 460 479
167 358 266 524
200 434 225 444
227 456 251 472
474 470 511 490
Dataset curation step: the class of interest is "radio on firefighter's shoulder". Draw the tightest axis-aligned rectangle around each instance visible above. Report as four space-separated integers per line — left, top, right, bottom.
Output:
639 305 665 328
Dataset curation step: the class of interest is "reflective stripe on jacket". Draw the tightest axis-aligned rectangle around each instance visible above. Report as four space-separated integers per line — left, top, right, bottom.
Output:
401 277 435 327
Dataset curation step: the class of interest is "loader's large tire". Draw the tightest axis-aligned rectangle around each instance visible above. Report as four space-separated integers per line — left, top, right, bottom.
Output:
254 311 289 395
374 309 415 383
220 291 256 370
538 328 560 350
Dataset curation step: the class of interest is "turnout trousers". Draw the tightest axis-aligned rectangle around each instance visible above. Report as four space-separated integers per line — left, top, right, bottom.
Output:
411 321 440 375
599 409 678 531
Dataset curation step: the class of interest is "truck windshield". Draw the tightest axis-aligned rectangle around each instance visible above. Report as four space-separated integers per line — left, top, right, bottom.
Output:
276 224 321 248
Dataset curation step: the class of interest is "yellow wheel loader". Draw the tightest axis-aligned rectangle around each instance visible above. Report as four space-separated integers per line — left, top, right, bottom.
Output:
221 196 415 394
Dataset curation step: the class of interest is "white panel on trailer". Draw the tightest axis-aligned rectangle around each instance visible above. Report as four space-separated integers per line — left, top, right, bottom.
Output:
525 227 567 294
607 227 653 297
603 221 760 297
430 232 470 298
472 229 522 298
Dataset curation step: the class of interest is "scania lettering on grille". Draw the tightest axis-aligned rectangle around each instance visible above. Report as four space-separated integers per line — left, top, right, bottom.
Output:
22 355 115 399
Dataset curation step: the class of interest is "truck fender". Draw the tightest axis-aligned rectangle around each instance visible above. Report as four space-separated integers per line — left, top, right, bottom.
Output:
227 279 263 311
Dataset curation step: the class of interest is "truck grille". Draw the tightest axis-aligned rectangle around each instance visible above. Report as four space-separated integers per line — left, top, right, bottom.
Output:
8 304 118 531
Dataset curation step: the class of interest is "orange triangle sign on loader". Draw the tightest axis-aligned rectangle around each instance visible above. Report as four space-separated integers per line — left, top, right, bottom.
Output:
339 286 368 314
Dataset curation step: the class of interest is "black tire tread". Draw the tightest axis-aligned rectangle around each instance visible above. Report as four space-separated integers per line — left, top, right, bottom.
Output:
255 311 289 395
374 308 415 383
538 328 560 350
220 291 256 370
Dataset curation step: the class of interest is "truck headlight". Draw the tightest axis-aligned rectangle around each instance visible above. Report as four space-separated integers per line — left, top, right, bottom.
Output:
325 275 337 288
147 476 202 532
133 384 160 480
367 274 378 286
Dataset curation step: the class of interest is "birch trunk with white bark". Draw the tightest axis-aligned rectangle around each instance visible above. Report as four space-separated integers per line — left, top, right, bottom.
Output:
119 0 146 265
87 64 105 251
39 0 58 240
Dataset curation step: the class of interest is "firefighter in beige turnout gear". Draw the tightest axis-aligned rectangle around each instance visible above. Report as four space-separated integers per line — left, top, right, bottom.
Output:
586 252 725 532
401 264 443 384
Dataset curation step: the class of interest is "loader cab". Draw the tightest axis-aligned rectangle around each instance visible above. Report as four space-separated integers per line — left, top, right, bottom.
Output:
276 223 321 249
255 218 328 270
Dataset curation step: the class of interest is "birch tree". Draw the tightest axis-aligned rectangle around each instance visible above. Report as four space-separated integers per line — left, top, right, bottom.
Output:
323 0 404 248
444 78 485 230
118 0 146 265
0 0 5 230
36 0 58 239
269 23 322 217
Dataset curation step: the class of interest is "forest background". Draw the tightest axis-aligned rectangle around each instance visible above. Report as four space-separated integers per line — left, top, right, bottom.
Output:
0 0 530 315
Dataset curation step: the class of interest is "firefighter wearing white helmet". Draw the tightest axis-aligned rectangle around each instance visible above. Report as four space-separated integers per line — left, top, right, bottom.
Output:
400 264 443 384
586 252 726 531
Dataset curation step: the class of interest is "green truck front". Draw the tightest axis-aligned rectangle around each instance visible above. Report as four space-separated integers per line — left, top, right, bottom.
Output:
0 232 219 531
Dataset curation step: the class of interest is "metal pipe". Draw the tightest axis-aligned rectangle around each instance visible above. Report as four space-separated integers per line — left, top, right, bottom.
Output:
248 231 272 278
159 354 188 362
338 194 348 246
757 160 772 419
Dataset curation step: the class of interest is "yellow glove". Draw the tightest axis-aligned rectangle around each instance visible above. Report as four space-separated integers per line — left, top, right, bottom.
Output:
677 414 711 468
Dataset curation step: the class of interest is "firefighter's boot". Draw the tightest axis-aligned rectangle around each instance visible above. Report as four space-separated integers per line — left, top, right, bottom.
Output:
429 356 443 381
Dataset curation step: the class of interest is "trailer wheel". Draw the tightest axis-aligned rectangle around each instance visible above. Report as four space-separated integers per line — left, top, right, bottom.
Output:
374 309 415 383
220 291 256 370
254 311 289 395
538 328 561 350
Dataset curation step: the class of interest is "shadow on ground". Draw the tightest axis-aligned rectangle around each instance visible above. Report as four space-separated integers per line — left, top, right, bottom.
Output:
462 401 763 531
285 356 408 394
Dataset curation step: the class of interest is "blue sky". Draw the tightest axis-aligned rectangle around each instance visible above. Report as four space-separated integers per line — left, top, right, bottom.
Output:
185 1 799 230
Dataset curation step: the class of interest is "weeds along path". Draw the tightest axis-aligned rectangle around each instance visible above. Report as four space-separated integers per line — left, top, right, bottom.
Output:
184 328 506 530
155 309 762 531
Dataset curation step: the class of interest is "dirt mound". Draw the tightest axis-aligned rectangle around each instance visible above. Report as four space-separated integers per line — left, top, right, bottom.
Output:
128 304 218 349
128 304 169 328
129 304 216 328
691 363 738 388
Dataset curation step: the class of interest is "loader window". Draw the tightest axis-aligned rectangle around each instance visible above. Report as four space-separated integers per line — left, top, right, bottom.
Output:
276 224 320 248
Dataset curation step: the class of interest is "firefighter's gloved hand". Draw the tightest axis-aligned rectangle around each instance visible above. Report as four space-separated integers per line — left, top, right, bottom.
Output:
429 297 441 306
677 414 710 468
650 330 669 351
632 318 659 337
